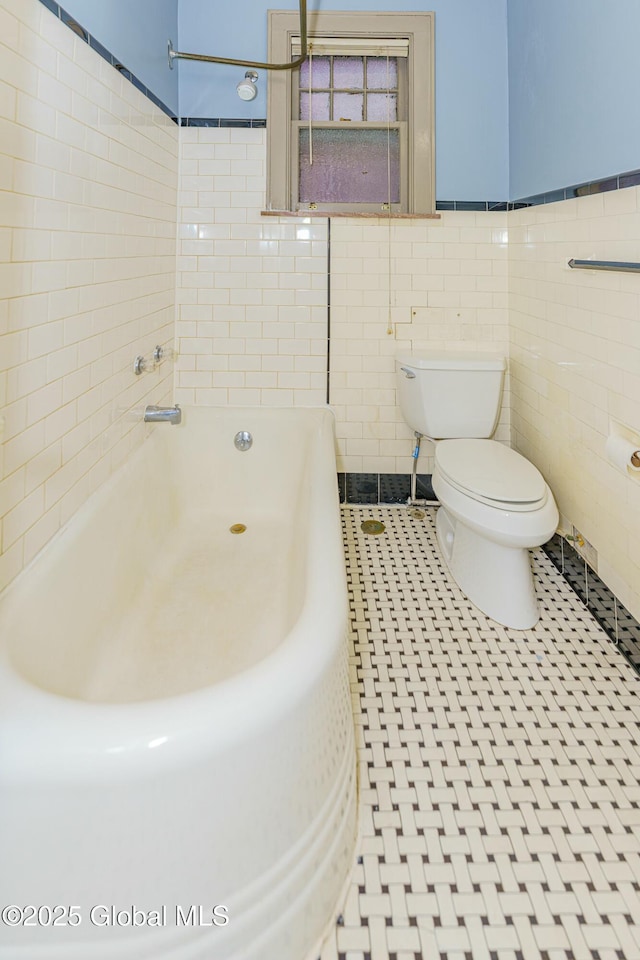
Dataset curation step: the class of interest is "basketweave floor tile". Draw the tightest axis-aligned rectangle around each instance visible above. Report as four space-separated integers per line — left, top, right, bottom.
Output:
319 507 640 960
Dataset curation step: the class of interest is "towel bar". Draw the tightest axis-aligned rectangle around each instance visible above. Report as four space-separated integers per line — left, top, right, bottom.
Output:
568 258 640 273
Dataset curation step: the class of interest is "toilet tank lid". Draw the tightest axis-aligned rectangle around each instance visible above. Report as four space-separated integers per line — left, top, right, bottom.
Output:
395 351 506 371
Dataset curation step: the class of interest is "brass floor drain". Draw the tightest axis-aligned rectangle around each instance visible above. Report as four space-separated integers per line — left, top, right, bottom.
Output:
229 523 247 534
360 519 385 536
407 507 426 520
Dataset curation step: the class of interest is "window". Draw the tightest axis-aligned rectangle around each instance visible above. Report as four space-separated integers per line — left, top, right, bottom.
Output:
266 11 434 216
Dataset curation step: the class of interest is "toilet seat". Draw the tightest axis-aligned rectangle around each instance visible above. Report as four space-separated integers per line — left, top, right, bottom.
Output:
435 439 548 512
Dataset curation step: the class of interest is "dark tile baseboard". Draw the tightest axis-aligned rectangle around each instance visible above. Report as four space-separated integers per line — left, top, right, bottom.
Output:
337 472 437 505
543 535 640 673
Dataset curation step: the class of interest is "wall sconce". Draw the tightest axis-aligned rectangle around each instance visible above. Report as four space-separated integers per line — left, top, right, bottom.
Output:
236 70 259 101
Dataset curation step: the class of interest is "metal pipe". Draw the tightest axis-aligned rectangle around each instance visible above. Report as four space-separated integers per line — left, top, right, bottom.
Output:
407 432 439 508
409 432 422 504
168 0 308 71
144 404 182 425
568 258 640 274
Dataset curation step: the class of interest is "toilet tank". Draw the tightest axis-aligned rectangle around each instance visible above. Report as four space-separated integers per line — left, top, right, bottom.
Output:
395 351 506 439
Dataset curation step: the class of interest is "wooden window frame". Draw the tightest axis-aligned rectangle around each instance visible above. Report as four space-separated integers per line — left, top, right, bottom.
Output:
266 10 435 216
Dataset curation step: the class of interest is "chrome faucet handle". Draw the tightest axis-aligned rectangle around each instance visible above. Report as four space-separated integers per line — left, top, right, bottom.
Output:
135 345 177 375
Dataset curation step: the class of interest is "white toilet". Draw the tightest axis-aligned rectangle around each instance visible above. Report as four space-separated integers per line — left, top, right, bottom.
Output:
395 351 559 629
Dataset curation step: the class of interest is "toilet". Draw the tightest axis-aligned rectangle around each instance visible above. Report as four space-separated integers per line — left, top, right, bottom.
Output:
395 351 559 629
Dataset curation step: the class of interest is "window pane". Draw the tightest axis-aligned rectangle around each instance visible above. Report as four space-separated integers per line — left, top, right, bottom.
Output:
367 93 397 122
299 128 400 204
333 56 364 89
333 92 363 122
366 57 398 90
299 92 331 121
299 56 330 89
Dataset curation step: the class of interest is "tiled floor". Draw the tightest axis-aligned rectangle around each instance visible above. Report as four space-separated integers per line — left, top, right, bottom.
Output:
320 506 640 960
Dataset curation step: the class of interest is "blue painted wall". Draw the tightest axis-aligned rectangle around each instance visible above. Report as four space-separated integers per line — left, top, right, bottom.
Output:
60 0 179 114
46 1 640 201
508 0 640 199
177 0 510 201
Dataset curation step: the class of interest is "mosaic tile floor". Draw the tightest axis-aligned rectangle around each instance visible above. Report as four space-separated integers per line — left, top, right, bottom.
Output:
320 506 640 960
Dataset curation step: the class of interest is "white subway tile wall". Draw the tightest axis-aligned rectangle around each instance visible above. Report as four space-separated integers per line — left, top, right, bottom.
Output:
509 188 640 622
0 0 178 592
176 128 328 410
330 213 510 475
176 129 510 477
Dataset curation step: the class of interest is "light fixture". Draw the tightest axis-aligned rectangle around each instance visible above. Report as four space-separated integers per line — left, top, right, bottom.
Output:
236 70 259 101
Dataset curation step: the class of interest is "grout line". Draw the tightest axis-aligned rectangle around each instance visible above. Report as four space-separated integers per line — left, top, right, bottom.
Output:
326 218 331 406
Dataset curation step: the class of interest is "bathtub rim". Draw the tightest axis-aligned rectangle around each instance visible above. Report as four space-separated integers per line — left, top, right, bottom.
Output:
0 405 347 779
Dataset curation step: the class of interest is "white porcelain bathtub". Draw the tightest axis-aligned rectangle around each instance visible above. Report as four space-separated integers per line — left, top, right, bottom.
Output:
0 406 356 960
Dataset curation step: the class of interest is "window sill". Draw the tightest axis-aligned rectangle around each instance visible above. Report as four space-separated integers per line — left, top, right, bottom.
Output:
261 210 441 220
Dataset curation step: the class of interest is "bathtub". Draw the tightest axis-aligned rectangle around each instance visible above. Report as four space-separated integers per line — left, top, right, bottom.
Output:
0 406 356 960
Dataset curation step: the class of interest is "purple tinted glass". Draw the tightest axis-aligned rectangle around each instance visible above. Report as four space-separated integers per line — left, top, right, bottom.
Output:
367 93 397 122
299 128 400 204
333 92 363 122
333 56 364 89
299 56 330 89
366 57 398 90
299 92 331 121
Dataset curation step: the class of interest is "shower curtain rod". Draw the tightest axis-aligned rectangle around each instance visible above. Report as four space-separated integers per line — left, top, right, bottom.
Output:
168 0 308 71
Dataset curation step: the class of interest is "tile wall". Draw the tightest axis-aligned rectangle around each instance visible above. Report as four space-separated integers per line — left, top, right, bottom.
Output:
175 128 511 478
329 213 509 475
509 187 640 622
175 127 328 410
0 0 179 592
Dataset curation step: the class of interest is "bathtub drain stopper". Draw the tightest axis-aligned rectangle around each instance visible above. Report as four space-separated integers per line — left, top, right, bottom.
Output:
230 523 247 534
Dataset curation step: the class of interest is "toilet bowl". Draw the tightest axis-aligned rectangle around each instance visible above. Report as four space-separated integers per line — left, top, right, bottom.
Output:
434 439 558 548
394 351 559 630
432 439 559 629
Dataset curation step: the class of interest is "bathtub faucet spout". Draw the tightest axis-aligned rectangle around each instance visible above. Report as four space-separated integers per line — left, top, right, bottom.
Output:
144 404 182 425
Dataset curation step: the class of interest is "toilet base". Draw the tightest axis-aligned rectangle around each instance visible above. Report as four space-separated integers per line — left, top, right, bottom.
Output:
435 507 539 630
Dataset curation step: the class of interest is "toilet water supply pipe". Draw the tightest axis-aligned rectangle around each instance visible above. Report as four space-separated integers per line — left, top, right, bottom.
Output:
410 433 422 503
408 433 439 507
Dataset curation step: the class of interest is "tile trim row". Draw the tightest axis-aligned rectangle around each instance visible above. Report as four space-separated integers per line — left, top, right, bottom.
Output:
510 167 640 207
437 166 640 209
337 472 437 506
180 118 267 128
436 200 508 212
543 534 640 674
37 0 177 121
